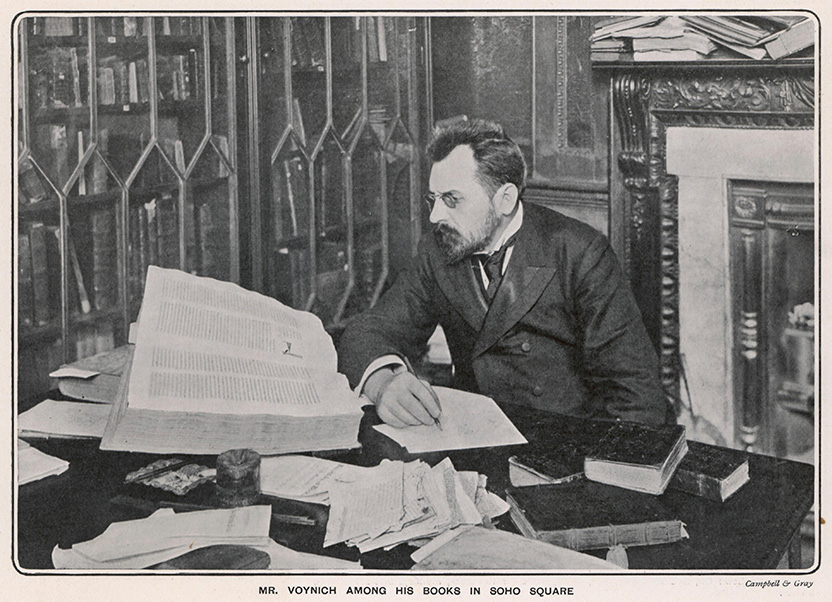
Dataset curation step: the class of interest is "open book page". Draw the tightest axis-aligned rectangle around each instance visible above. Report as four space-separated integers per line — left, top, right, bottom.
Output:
19 399 112 438
127 266 359 416
373 387 528 453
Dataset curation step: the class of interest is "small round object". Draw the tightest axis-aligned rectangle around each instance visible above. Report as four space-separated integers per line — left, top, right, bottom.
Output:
533 386 544 397
215 448 261 508
521 341 531 352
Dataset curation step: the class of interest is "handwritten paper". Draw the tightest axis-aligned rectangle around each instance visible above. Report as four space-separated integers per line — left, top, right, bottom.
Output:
260 454 369 505
373 387 527 453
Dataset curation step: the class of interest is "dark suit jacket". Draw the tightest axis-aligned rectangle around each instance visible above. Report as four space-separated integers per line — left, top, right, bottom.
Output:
338 202 671 425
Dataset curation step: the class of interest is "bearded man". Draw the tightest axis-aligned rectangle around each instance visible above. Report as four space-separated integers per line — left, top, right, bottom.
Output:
337 118 672 427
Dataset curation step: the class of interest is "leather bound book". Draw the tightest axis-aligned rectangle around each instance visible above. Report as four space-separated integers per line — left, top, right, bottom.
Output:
508 418 611 486
584 421 687 495
506 481 687 552
668 440 750 502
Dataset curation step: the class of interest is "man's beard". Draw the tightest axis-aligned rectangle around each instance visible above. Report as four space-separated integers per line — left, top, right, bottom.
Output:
433 206 501 264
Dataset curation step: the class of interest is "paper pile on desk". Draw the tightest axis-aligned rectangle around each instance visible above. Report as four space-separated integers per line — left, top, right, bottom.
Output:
323 458 509 553
52 504 359 570
52 505 273 569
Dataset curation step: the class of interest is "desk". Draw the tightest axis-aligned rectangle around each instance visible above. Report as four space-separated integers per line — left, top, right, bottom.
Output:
17 405 814 571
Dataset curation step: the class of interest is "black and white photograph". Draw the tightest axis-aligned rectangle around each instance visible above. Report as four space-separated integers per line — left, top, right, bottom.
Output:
4 3 827 599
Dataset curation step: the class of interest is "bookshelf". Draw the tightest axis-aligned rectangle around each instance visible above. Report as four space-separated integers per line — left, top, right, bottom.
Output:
17 16 239 401
247 16 428 331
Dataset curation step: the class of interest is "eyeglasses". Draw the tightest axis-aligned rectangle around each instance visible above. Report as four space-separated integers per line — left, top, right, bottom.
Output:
423 191 462 210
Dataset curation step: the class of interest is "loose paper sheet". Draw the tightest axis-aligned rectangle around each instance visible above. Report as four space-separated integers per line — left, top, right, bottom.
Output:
259 455 369 505
18 399 112 438
17 440 70 485
373 387 527 453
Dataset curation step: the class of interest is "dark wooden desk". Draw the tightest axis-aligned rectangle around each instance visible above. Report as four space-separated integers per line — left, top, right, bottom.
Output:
17 405 814 571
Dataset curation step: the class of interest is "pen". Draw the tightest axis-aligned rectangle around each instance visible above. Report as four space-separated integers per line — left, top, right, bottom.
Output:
124 459 192 484
400 355 443 430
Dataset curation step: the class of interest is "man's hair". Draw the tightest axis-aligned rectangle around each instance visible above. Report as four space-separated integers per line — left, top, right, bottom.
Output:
427 118 527 197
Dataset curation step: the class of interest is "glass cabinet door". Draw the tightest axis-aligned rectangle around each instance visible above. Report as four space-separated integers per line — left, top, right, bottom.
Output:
251 16 425 332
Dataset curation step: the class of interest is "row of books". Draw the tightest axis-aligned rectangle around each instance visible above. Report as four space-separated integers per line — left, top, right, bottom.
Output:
29 16 202 39
591 15 813 62
29 45 200 111
506 418 751 554
126 194 224 304
29 46 88 110
98 51 199 106
291 16 394 71
19 214 118 330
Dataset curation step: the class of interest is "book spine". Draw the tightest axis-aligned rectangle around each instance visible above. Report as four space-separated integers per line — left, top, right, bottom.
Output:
91 128 109 194
146 200 158 268
138 203 149 287
197 203 215 277
539 522 684 551
669 468 724 501
18 233 35 328
91 208 117 311
28 222 51 325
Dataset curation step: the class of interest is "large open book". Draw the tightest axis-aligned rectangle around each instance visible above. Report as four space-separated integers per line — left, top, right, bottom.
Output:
100 266 363 454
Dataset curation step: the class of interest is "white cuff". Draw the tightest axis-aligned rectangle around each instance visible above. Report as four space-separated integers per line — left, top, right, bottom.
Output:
355 355 407 396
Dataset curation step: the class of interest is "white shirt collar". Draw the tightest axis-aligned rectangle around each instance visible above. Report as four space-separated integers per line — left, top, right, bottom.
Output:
484 200 524 255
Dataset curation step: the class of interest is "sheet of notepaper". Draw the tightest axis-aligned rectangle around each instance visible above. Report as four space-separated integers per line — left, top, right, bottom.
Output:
18 399 112 439
259 454 369 505
373 387 527 453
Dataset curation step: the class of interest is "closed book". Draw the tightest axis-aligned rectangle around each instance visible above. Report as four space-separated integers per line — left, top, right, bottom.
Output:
509 453 583 487
584 421 687 494
668 441 749 502
506 481 687 551
58 344 131 404
632 32 716 55
632 50 707 62
765 18 814 59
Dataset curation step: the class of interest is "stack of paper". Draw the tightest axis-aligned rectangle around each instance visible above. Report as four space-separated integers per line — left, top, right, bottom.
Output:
323 458 509 554
52 506 273 569
18 440 69 485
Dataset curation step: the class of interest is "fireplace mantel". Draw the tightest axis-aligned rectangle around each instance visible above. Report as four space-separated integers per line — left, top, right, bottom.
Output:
600 59 815 422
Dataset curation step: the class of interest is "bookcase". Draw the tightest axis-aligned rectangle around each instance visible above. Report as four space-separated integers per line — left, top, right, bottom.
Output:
245 16 428 331
17 16 239 401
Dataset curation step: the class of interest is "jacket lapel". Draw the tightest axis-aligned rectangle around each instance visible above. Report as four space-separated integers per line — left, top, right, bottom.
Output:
434 253 488 333
472 217 557 358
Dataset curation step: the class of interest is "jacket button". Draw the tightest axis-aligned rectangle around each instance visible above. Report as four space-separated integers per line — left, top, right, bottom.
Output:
521 341 531 352
533 386 543 396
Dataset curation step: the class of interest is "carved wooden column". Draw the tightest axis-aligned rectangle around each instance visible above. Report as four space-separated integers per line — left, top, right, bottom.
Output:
612 72 678 411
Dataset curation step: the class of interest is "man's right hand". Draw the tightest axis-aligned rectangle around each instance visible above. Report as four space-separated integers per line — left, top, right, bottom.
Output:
364 365 442 428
